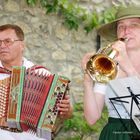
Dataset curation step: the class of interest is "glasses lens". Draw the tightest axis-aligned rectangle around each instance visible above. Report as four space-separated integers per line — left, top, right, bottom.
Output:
3 39 13 46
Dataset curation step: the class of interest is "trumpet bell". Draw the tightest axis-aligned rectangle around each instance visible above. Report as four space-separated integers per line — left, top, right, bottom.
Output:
85 38 128 83
86 54 117 83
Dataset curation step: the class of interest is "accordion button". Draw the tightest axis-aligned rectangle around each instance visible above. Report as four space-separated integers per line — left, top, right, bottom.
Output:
50 121 53 125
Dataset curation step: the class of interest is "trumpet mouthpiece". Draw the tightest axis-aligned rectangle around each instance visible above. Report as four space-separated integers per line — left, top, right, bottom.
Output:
119 38 129 43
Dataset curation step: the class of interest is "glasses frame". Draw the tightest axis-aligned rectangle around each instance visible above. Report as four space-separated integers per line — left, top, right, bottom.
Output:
0 38 23 47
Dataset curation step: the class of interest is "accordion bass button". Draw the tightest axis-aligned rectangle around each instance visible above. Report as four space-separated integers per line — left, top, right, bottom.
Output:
56 100 60 104
48 115 52 120
62 83 66 87
58 94 63 98
53 112 57 116
54 92 57 96
56 87 60 93
50 121 53 125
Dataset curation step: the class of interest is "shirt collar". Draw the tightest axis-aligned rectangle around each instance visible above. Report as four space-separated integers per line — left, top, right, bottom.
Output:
0 57 34 69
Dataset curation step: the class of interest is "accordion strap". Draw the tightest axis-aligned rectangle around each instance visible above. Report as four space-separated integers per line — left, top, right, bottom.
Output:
0 67 11 74
0 65 49 74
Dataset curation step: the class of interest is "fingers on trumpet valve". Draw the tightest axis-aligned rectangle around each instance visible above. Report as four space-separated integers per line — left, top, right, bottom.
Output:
111 38 128 57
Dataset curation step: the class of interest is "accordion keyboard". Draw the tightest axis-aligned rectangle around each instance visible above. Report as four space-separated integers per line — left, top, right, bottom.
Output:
0 77 10 127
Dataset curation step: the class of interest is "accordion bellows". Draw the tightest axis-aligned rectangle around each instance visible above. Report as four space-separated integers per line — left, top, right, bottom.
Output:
0 65 70 140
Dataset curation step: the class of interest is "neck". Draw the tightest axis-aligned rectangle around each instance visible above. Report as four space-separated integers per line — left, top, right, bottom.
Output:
128 48 140 59
1 58 23 71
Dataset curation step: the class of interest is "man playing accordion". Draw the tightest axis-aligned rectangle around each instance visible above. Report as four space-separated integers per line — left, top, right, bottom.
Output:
0 24 73 140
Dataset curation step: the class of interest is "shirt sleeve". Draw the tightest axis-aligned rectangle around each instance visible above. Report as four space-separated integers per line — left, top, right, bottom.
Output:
93 83 107 95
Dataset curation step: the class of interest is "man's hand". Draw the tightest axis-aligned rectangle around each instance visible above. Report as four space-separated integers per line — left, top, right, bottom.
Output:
58 95 73 119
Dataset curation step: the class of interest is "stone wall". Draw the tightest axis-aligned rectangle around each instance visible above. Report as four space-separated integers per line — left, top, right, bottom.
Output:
0 0 139 139
0 0 138 103
0 0 97 104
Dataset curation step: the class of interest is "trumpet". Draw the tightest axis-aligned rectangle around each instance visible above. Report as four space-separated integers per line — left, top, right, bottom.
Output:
86 38 127 83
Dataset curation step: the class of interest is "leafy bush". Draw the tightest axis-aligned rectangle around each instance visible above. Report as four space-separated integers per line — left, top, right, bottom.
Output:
63 102 108 139
26 0 117 33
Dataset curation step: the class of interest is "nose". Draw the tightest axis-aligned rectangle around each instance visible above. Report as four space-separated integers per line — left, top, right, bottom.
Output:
123 25 131 35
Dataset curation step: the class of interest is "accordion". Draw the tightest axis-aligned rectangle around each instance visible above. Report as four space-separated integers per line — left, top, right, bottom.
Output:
0 65 70 140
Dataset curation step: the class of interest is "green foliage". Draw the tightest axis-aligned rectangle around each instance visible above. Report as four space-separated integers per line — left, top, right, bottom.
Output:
84 13 99 33
99 7 117 24
26 0 118 33
63 102 108 139
26 0 36 6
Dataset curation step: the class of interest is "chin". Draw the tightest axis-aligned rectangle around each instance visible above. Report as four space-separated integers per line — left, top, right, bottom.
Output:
126 41 137 49
127 45 138 51
0 57 10 62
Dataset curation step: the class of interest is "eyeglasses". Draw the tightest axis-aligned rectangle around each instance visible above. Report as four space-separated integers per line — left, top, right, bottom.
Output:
0 38 22 47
